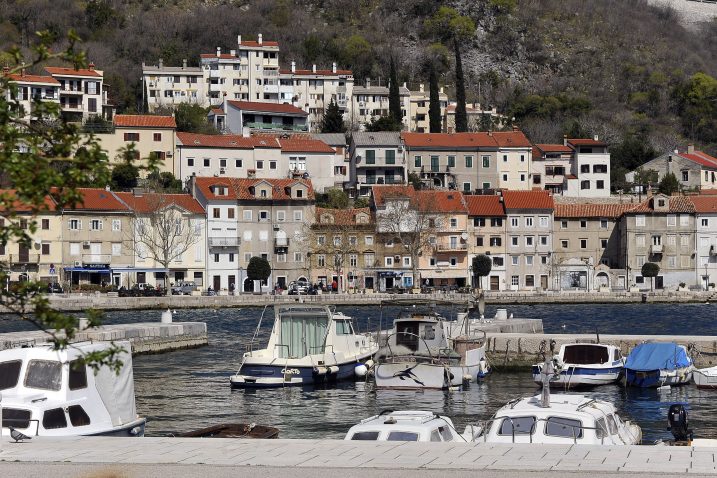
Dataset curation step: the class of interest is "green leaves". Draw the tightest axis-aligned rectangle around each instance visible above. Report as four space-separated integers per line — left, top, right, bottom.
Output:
247 256 272 282
424 6 476 43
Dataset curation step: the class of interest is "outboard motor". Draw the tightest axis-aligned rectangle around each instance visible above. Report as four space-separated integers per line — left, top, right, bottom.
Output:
667 404 692 442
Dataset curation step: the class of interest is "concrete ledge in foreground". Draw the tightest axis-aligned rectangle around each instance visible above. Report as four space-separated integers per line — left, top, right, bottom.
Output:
0 437 716 474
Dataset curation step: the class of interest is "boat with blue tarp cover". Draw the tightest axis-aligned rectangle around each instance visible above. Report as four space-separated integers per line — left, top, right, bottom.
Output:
624 342 693 388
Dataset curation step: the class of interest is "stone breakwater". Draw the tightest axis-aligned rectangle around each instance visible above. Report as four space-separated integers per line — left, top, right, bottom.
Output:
0 322 207 354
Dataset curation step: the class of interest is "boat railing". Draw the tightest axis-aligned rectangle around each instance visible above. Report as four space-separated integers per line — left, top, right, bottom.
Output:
1 418 40 437
475 416 608 445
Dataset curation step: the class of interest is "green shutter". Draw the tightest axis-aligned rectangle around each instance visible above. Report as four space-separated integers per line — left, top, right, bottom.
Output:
386 149 395 164
366 150 375 164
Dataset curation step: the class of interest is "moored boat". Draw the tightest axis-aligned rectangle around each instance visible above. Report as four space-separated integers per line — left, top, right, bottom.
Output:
230 305 378 388
624 342 693 388
180 423 279 439
344 410 469 442
693 366 717 389
532 343 624 388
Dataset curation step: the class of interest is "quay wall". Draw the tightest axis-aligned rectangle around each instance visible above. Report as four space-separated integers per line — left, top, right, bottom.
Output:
485 332 717 370
0 321 207 354
6 289 714 312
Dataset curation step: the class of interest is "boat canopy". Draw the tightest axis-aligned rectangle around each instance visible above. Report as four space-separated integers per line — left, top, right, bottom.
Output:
624 343 691 371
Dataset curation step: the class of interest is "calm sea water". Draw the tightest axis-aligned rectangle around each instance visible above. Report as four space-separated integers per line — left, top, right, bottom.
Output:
3 302 717 442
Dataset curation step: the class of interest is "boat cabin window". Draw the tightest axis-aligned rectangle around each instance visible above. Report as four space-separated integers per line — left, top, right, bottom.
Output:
387 431 419 441
439 425 453 441
279 315 328 358
2 408 31 429
423 325 436 341
68 405 91 427
430 429 442 442
0 360 22 390
395 322 420 351
562 345 609 365
613 349 622 361
545 417 583 439
350 431 380 440
335 320 354 335
68 359 88 390
596 418 608 439
42 408 67 429
24 360 62 391
607 414 618 434
498 416 536 435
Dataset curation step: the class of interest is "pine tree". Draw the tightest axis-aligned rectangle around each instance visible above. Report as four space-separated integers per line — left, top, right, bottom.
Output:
388 56 402 127
454 39 468 133
428 64 442 133
320 99 346 133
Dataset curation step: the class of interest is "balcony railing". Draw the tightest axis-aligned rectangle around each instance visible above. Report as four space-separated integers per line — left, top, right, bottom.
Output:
82 254 112 264
8 253 40 264
650 244 663 255
245 122 308 132
435 243 468 252
209 237 240 248
61 103 83 110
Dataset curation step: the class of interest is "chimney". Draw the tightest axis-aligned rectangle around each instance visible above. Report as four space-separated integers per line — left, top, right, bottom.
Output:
258 33 263 45
440 87 444 94
88 62 95 71
242 127 251 138
20 62 25 77
237 35 242 45
312 64 316 73
402 82 407 88
158 58 163 69
563 134 568 146
105 185 110 192
332 62 337 74
366 78 371 88
216 47 221 57
182 59 187 69
593 134 599 141
512 125 518 132
647 186 653 199
291 61 296 73
419 83 424 93
688 144 695 154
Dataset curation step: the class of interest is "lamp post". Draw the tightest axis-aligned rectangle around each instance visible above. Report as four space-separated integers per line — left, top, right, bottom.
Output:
469 264 474 290
239 266 243 294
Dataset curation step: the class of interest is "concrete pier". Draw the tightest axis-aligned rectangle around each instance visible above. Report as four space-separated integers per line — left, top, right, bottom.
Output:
0 321 207 354
485 333 717 369
0 437 716 476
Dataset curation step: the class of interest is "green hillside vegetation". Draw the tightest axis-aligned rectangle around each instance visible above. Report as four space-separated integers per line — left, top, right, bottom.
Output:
1 0 716 188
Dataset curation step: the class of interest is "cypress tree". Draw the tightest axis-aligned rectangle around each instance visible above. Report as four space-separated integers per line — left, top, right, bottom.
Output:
320 99 346 133
388 56 402 127
454 38 468 133
428 64 442 133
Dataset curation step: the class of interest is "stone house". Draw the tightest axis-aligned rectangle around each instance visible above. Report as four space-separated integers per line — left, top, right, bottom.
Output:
465 195 507 291
627 145 717 193
349 132 405 197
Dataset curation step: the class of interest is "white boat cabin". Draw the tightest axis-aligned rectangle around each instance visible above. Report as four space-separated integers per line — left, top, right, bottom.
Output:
557 343 623 366
344 411 466 442
0 341 145 437
384 311 456 359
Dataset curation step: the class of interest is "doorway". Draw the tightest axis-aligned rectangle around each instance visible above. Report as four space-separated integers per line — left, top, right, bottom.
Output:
655 276 664 289
540 275 548 290
489 276 499 291
213 275 221 291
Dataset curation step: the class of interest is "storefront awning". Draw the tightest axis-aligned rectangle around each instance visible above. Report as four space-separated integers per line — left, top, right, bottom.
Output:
110 267 168 273
63 267 111 273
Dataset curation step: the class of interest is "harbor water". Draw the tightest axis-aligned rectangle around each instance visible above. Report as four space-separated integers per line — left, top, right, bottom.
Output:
2 302 717 442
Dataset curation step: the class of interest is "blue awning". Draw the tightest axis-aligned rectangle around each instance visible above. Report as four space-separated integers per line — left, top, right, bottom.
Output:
63 267 111 273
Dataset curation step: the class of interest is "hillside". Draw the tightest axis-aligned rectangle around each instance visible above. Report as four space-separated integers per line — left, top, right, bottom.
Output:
1 0 716 183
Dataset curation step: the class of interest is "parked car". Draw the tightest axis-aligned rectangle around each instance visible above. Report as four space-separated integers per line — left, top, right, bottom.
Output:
287 279 312 295
171 281 196 295
47 283 63 294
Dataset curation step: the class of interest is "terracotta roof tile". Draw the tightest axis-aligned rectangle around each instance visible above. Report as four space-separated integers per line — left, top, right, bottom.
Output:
227 100 308 116
679 151 717 169
555 203 640 219
177 132 280 149
64 189 129 211
628 195 695 214
194 177 314 201
276 136 334 153
535 144 573 154
465 195 505 216
491 131 532 148
44 66 101 78
114 192 204 214
371 185 416 207
567 138 607 147
316 207 373 225
0 189 57 213
114 114 176 128
502 190 554 211
692 196 717 213
401 132 497 148
7 74 59 85
371 185 466 213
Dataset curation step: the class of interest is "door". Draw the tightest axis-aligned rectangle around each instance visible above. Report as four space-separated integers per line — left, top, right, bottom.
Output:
655 276 664 289
90 243 102 263
540 275 548 290
228 275 236 292
213 275 221 291
18 244 29 263
490 276 499 291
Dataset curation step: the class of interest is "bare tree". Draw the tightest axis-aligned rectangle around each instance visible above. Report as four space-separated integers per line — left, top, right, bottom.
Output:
125 193 202 295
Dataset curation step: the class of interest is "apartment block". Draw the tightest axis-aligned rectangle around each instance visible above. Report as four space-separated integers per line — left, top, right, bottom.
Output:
349 79 411 130
444 103 506 133
408 84 447 133
312 133 350 188
210 100 308 134
349 132 405 196
142 59 205 111
44 64 112 121
494 130 533 190
4 69 60 123
466 195 507 291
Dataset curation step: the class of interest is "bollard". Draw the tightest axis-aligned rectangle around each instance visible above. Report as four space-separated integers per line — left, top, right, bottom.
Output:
78 317 89 331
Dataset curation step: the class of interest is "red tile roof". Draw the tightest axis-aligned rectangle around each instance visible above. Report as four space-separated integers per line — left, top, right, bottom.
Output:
465 195 505 216
0 189 57 213
371 185 416 207
277 137 334 154
177 132 280 149
240 40 279 47
316 207 373 225
502 190 554 210
567 138 607 147
227 100 308 116
194 177 314 201
114 114 176 129
535 144 573 154
554 203 640 219
679 151 717 169
64 189 129 211
692 196 717 213
114 192 204 214
401 132 497 148
279 69 353 76
44 66 101 78
209 108 224 116
629 195 695 214
7 74 59 85
200 53 239 60
491 131 532 148
371 185 466 213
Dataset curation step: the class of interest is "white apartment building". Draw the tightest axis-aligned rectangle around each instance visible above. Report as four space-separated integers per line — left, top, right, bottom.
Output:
349 132 405 197
350 79 411 130
44 64 112 121
312 133 350 188
566 137 611 197
142 59 206 111
494 130 533 190
693 196 717 290
4 69 60 123
408 84 447 133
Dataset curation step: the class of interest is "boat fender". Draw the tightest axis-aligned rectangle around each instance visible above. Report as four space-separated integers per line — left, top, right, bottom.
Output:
364 359 375 370
328 365 339 374
314 367 327 375
478 358 489 375
462 374 472 383
355 364 368 378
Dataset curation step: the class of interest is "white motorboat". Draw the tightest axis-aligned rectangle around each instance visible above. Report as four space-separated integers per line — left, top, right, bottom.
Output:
374 305 489 390
532 343 624 388
693 366 717 389
344 410 469 442
0 341 146 438
230 305 378 388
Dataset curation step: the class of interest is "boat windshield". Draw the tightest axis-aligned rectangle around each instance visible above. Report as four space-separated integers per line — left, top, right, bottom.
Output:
350 431 380 440
387 431 419 441
24 359 62 391
279 314 329 358
563 345 609 365
0 360 22 390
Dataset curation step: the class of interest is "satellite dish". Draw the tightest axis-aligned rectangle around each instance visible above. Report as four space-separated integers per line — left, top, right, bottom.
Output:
34 239 42 247
461 232 468 240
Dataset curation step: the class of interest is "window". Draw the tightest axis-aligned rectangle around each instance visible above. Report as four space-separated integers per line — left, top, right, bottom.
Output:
636 256 646 266
498 416 536 436
482 156 490 168
243 210 252 221
123 132 139 142
41 218 49 230
350 431 380 441
463 182 471 192
581 180 590 190
491 218 503 227
483 182 491 189
236 159 243 168
600 219 608 229
525 217 534 227
25 360 62 391
539 236 548 246
473 217 485 228
526 236 534 246
545 417 583 439
385 256 394 267
561 240 568 248
110 219 121 232
447 155 455 167
449 257 457 266
667 215 676 227
364 235 374 246
682 170 689 182
41 243 50 255
203 158 210 167
526 255 534 266
259 211 269 222
0 360 22 390
636 235 645 247
256 160 264 169
212 208 220 219
213 254 219 263
520 174 526 182
635 215 645 227
580 239 587 249
476 236 484 247
511 236 519 247
68 405 91 427
525 275 535 287
601 239 608 248
153 133 162 142
503 154 508 163
90 219 102 231
490 236 502 247
703 219 709 227
539 216 548 228
414 155 421 167
276 210 285 222
668 255 677 267
502 173 508 182
465 156 473 168
294 211 303 222
68 359 87 390
42 408 67 429
510 218 518 228
112 243 121 256
561 220 568 229
596 180 605 189
680 215 689 227
269 161 277 170
69 219 80 230
70 242 80 256
681 234 690 246
187 157 194 167
450 218 457 228
667 234 676 246
386 150 396 165
402 256 411 267
387 431 419 441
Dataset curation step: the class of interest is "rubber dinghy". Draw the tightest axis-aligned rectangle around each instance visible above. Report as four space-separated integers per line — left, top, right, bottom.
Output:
624 342 693 388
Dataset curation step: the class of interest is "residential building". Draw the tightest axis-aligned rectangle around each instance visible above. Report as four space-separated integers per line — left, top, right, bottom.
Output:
494 130 533 190
443 103 505 133
275 135 337 192
349 132 405 197
690 195 717 290
566 137 611 197
620 193 696 290
312 133 350 188
114 192 206 289
209 100 308 134
142 59 205 112
465 195 506 291
503 190 554 291
553 202 635 291
408 84 447 133
532 143 576 194
96 114 177 175
44 64 112 121
61 188 134 287
191 177 315 292
349 79 411 130
0 191 62 284
626 145 717 192
4 68 60 123
308 207 375 291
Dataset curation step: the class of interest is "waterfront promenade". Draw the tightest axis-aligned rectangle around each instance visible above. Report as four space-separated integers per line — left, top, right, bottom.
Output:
1 436 717 477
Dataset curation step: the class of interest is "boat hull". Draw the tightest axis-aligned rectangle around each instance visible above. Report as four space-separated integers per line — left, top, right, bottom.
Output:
375 362 451 390
625 368 693 388
693 368 717 389
87 418 146 437
532 365 623 388
230 354 374 389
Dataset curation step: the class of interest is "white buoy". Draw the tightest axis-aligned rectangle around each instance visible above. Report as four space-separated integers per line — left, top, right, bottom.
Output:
494 309 508 320
161 309 173 323
462 373 472 383
78 317 89 331
355 364 368 378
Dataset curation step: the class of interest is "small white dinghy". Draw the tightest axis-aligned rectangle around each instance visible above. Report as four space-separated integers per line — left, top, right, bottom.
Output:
344 410 470 442
693 366 717 389
0 340 146 438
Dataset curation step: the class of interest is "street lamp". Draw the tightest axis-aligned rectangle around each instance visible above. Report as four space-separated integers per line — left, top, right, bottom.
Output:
239 266 244 294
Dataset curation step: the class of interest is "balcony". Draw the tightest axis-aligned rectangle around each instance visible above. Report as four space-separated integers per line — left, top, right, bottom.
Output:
434 243 468 252
60 88 84 95
274 237 289 253
61 103 83 111
81 254 112 265
263 83 279 94
9 253 40 264
208 70 221 78
209 83 223 92
650 244 663 255
245 122 308 132
209 237 240 248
